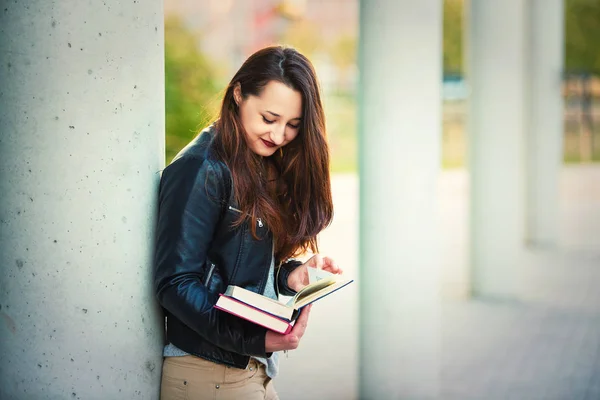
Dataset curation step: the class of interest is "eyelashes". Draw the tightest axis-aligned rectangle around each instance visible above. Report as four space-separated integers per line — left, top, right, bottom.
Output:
262 115 300 129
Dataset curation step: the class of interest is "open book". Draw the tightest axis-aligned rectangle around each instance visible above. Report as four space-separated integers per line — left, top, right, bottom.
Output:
214 267 353 334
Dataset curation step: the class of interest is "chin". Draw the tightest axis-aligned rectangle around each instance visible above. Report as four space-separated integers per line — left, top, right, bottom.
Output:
263 149 278 157
251 145 277 157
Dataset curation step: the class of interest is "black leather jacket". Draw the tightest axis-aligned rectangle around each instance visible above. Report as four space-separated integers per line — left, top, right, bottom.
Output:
154 126 302 369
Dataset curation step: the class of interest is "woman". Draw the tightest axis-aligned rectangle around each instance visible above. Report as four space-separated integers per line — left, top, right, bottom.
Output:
154 46 341 399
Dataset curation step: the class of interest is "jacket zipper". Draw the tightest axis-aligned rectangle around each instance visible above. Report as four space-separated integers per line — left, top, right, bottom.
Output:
228 206 263 228
203 262 216 286
228 205 276 360
275 259 281 298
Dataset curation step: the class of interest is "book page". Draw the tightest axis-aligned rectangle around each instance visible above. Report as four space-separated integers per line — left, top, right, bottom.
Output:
308 267 336 284
286 275 336 307
292 279 353 309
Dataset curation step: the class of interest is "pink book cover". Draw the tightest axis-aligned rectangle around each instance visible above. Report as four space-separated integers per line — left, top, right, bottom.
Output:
215 295 293 335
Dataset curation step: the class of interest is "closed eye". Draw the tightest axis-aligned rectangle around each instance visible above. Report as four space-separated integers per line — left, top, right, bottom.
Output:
287 123 300 129
262 116 275 124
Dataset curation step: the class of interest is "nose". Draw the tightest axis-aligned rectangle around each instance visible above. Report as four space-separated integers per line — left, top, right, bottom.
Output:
269 124 286 145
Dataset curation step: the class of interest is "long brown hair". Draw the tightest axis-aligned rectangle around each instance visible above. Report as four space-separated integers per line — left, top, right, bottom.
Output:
213 46 333 262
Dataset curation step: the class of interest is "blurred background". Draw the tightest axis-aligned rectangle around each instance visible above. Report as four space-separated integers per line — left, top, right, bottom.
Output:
163 0 600 169
162 1 600 399
1 0 599 399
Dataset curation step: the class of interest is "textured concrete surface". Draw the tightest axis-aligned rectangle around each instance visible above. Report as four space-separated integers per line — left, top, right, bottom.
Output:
0 1 165 398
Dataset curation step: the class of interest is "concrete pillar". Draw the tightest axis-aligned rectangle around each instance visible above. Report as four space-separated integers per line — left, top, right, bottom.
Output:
358 1 442 398
467 0 528 298
526 0 564 247
0 1 165 399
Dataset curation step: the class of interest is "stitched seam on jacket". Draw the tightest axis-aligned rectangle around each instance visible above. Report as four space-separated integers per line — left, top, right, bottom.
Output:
229 221 246 284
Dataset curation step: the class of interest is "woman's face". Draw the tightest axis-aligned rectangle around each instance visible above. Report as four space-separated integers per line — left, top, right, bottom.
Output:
235 80 302 157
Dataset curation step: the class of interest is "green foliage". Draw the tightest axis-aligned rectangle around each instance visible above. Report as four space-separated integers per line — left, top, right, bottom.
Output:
164 16 222 163
565 0 600 74
324 92 357 173
330 34 357 71
443 0 463 74
442 0 600 75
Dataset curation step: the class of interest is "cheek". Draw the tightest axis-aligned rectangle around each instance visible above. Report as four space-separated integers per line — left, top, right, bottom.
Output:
285 129 300 143
240 108 252 129
241 114 265 136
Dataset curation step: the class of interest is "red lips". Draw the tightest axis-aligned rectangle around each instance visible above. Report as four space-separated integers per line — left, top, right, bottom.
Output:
261 139 276 148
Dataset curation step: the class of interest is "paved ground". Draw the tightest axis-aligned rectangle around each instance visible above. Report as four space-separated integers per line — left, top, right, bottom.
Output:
276 166 600 400
441 251 600 400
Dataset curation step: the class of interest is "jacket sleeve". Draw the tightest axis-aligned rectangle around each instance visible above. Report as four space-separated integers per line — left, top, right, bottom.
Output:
154 156 269 358
277 259 303 296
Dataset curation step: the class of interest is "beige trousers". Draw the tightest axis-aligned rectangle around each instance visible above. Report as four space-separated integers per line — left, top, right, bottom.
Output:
160 355 279 400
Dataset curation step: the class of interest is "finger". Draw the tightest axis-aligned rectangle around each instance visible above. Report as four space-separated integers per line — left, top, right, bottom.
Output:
307 254 324 269
295 304 311 325
322 257 342 274
286 334 300 350
322 263 339 273
323 266 343 275
291 304 311 337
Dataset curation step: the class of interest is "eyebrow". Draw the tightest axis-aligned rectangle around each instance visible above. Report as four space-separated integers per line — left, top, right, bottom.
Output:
266 111 302 121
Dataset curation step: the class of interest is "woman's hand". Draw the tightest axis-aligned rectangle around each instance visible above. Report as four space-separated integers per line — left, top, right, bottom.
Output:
265 305 312 352
287 254 343 293
266 255 342 352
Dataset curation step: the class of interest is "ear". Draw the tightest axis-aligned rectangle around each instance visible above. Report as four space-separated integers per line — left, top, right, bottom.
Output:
233 83 242 106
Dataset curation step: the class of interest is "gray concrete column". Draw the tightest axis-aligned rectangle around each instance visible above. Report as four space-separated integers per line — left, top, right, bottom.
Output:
526 0 564 247
358 1 442 398
467 0 528 298
0 1 165 399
